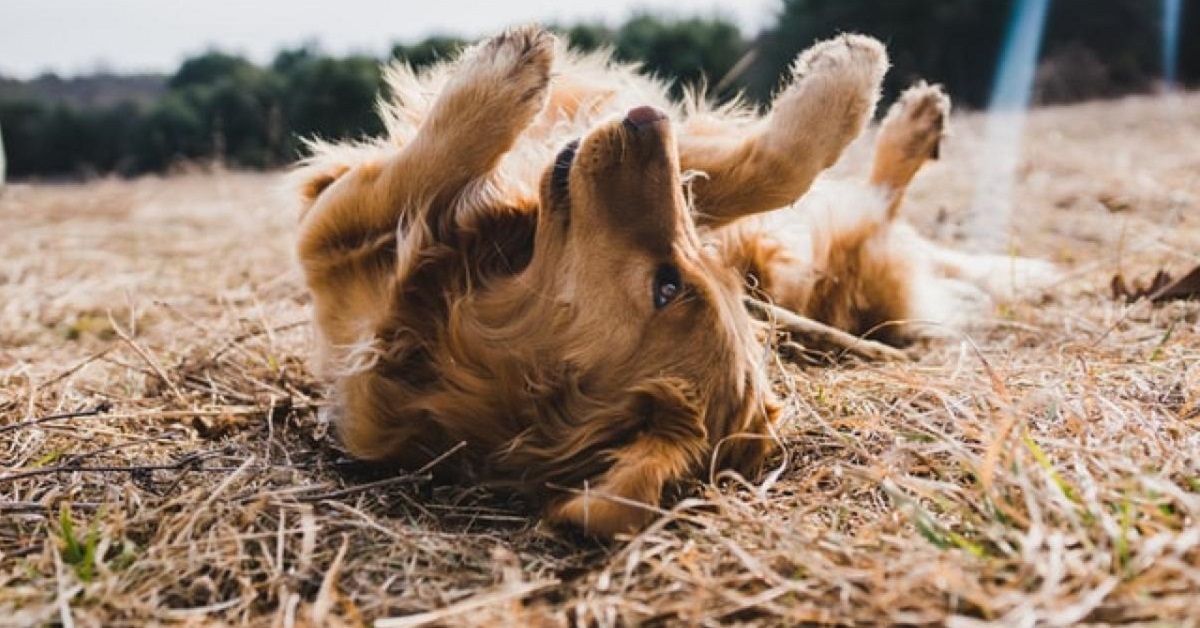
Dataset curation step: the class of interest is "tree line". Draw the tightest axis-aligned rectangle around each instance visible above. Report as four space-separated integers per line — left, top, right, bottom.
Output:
1 1 1196 179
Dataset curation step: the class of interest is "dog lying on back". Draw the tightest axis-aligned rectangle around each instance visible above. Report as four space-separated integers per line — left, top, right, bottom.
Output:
294 26 1052 535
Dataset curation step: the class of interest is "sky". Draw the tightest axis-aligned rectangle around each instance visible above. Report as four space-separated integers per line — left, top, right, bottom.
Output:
0 0 779 78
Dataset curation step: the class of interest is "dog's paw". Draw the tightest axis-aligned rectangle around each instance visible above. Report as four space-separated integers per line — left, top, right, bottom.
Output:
767 34 889 166
547 492 653 538
791 33 889 89
878 81 950 162
457 24 555 115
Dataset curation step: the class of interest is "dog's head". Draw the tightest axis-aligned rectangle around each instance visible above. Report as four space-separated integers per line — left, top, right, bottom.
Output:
500 106 777 534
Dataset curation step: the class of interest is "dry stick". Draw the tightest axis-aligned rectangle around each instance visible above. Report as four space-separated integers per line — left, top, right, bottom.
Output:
3 404 318 438
0 501 101 514
0 402 112 435
57 441 150 467
0 450 221 485
742 297 908 363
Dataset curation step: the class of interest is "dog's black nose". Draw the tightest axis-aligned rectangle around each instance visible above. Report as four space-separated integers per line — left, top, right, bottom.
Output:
624 106 668 128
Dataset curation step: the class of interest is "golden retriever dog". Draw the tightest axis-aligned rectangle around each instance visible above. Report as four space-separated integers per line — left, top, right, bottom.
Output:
293 26 1052 536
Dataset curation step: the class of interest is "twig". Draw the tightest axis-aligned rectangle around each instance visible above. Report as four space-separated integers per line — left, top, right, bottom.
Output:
0 501 102 514
1 403 315 444
0 402 113 435
743 297 908 363
52 404 314 422
0 450 222 485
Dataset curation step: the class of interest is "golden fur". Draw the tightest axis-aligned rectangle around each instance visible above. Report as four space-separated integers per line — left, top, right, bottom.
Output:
292 26 1053 536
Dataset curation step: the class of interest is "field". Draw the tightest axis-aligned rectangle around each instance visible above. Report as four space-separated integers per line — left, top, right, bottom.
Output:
2 92 1198 626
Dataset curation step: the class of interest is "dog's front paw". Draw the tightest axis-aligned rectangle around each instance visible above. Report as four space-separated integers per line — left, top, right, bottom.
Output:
791 33 889 89
547 491 655 538
878 81 950 162
767 34 889 166
457 24 555 118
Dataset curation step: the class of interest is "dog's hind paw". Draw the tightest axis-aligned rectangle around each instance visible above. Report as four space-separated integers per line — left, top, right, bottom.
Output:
767 34 889 168
879 81 950 162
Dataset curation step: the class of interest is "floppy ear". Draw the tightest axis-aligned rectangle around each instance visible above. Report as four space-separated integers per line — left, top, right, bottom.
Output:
545 380 709 537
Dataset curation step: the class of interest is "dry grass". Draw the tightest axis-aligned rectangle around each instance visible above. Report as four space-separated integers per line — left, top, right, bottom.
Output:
2 93 1199 627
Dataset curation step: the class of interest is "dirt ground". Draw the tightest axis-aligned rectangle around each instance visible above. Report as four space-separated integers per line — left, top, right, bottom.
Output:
1 92 1198 626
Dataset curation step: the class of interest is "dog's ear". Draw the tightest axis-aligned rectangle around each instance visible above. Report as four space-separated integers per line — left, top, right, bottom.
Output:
546 379 708 536
300 165 349 204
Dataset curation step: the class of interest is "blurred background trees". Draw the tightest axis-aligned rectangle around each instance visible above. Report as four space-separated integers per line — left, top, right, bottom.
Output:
0 0 1195 179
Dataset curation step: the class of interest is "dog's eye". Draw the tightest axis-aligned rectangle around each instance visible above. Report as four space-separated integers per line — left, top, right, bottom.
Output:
653 264 683 309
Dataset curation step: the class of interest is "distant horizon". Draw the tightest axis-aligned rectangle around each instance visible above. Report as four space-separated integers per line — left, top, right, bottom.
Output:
1 0 777 79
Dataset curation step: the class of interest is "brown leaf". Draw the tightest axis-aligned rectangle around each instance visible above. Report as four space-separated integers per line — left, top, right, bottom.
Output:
1111 265 1200 303
1152 264 1200 302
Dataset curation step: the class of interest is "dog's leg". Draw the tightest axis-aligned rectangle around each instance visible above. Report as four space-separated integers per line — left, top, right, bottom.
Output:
547 434 698 537
680 34 888 227
543 382 711 537
396 25 554 204
870 82 950 219
547 402 782 537
297 25 554 275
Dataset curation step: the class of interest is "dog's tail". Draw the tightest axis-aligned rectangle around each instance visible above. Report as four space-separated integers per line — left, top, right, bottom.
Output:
924 241 1062 302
